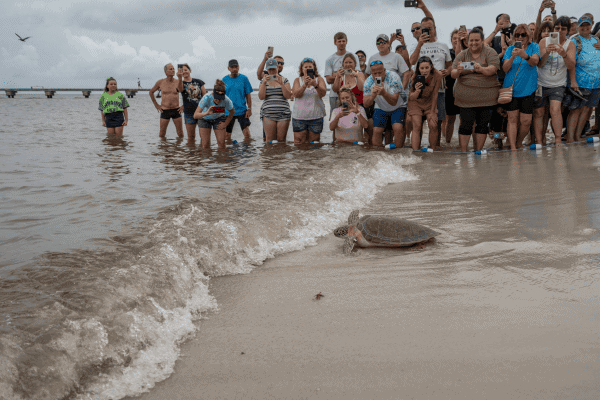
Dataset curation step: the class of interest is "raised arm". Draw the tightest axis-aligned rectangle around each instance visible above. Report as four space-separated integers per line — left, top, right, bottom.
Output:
416 0 433 20
256 49 272 80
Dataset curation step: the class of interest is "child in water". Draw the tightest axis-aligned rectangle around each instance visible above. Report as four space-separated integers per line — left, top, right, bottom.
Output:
408 56 442 150
99 77 129 134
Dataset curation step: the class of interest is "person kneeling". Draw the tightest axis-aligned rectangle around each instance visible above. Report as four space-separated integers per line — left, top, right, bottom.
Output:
330 88 369 143
408 57 441 150
194 80 235 150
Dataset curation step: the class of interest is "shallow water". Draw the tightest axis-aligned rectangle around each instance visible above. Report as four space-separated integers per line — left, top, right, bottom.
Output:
1 93 600 400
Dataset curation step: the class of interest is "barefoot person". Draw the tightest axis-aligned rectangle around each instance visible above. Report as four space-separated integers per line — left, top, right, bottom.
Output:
149 63 184 138
99 77 129 135
408 57 442 150
258 58 292 142
194 80 235 150
330 88 369 143
223 59 253 141
180 64 206 143
291 57 327 143
325 32 351 119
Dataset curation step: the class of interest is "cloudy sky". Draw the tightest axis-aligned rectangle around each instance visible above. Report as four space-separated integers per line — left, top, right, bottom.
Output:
0 0 595 90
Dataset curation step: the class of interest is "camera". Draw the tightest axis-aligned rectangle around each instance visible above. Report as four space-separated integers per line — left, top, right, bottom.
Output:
345 69 353 75
307 68 315 79
460 62 475 70
269 75 277 81
404 0 418 7
515 41 522 49
375 77 382 86
342 102 349 111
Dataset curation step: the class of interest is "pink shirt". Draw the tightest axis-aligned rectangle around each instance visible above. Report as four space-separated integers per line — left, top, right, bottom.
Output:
332 106 367 142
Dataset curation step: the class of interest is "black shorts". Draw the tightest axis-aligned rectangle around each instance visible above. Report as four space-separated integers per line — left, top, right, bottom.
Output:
225 115 251 133
505 93 535 115
363 103 375 120
445 85 460 116
160 108 182 120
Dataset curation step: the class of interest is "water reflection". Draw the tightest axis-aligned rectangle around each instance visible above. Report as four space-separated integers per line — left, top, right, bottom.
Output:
100 134 131 182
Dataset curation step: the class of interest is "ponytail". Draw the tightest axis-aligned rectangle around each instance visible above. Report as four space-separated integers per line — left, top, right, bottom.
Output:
104 77 117 92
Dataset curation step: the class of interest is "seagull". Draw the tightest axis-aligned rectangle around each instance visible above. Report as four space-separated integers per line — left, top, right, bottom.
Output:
15 34 31 42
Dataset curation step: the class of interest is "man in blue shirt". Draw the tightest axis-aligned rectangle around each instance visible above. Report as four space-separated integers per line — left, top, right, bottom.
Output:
223 59 253 139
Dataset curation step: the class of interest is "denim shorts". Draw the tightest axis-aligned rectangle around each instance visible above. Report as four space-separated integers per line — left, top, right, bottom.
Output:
184 111 198 125
104 111 124 128
373 107 407 128
226 115 251 133
198 116 227 129
583 88 600 108
292 118 324 134
534 86 565 109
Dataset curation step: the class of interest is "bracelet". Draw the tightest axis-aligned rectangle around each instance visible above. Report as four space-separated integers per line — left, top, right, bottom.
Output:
551 10 556 14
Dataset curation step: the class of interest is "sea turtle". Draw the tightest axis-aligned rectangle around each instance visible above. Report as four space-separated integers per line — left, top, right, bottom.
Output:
334 210 440 254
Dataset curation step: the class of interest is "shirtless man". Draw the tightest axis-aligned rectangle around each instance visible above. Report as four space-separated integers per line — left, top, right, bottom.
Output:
149 64 184 138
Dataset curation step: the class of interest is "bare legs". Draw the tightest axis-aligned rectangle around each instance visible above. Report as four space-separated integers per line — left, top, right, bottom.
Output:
263 118 290 142
445 114 457 144
507 110 532 150
159 118 184 138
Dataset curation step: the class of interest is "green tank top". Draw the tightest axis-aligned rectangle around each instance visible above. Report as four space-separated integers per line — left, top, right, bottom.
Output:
98 91 129 114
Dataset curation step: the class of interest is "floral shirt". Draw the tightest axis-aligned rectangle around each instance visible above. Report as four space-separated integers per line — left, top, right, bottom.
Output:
363 71 407 112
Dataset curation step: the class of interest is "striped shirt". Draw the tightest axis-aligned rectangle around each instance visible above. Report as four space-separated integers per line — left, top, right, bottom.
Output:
260 78 291 121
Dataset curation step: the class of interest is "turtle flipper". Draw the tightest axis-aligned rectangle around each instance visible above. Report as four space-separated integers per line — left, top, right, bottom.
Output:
348 210 360 225
343 236 355 254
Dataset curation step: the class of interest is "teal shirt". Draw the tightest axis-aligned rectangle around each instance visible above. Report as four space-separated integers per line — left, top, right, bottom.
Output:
99 91 129 114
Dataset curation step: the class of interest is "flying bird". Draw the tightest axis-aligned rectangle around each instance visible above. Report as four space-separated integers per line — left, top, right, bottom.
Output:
15 34 31 42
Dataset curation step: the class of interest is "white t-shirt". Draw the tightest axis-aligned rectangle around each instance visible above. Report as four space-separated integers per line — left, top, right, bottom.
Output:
414 41 452 92
365 52 410 79
325 51 351 98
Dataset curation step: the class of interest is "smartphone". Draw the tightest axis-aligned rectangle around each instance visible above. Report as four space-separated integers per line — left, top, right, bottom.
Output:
460 62 474 70
177 64 183 69
211 106 225 113
396 28 402 36
342 101 349 111
375 77 382 86
416 75 426 84
422 28 430 36
404 0 418 6
267 46 274 55
307 68 315 79
459 25 467 33
550 32 559 45
515 41 522 49
269 75 277 81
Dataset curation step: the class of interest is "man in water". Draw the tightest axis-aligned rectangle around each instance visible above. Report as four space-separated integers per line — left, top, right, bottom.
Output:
325 32 351 119
223 59 253 140
149 64 184 138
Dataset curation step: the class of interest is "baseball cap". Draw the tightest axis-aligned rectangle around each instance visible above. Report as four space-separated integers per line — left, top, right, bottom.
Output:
265 58 278 70
578 16 592 26
228 59 239 67
376 34 389 43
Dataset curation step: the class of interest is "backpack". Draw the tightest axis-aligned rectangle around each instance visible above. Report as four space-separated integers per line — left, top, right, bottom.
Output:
573 35 600 59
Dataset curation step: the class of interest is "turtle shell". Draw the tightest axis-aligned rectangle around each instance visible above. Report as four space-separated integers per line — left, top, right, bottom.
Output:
357 215 439 246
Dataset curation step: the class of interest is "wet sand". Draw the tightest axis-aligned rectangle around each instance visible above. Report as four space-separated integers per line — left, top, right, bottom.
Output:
135 143 600 399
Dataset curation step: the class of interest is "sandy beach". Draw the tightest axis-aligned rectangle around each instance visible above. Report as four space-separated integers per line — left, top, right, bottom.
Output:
134 144 600 400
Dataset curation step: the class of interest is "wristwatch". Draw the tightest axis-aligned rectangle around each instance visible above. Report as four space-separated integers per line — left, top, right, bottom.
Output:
399 45 407 50
551 10 556 14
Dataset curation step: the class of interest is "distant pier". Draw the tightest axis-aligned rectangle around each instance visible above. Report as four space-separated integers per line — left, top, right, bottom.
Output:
1 88 149 99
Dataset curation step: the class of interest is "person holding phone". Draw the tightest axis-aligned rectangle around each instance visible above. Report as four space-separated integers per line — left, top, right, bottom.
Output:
534 0 558 42
451 28 501 153
291 58 327 143
179 64 206 143
533 16 575 146
409 17 453 149
502 24 541 149
408 57 442 150
194 79 234 150
330 88 369 143
362 61 406 148
259 58 292 142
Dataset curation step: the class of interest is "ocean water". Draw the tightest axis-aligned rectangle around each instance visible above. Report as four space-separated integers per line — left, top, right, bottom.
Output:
0 93 421 399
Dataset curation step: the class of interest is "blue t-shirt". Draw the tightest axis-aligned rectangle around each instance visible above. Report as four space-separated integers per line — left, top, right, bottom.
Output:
503 43 540 97
222 74 253 116
197 93 234 120
570 36 600 89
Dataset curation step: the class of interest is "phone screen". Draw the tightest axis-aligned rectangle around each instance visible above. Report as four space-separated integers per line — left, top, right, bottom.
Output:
515 41 522 49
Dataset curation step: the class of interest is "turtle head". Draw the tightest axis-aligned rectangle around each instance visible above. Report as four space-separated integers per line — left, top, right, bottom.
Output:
334 226 349 237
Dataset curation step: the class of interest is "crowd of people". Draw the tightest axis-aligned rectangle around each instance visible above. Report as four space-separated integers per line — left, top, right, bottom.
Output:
98 0 600 152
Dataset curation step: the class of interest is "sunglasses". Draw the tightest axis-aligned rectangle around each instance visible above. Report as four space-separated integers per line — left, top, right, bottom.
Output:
514 33 528 38
277 61 284 66
411 27 421 32
302 58 314 62
370 60 383 66
376 40 388 45
417 56 432 62
214 91 225 95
